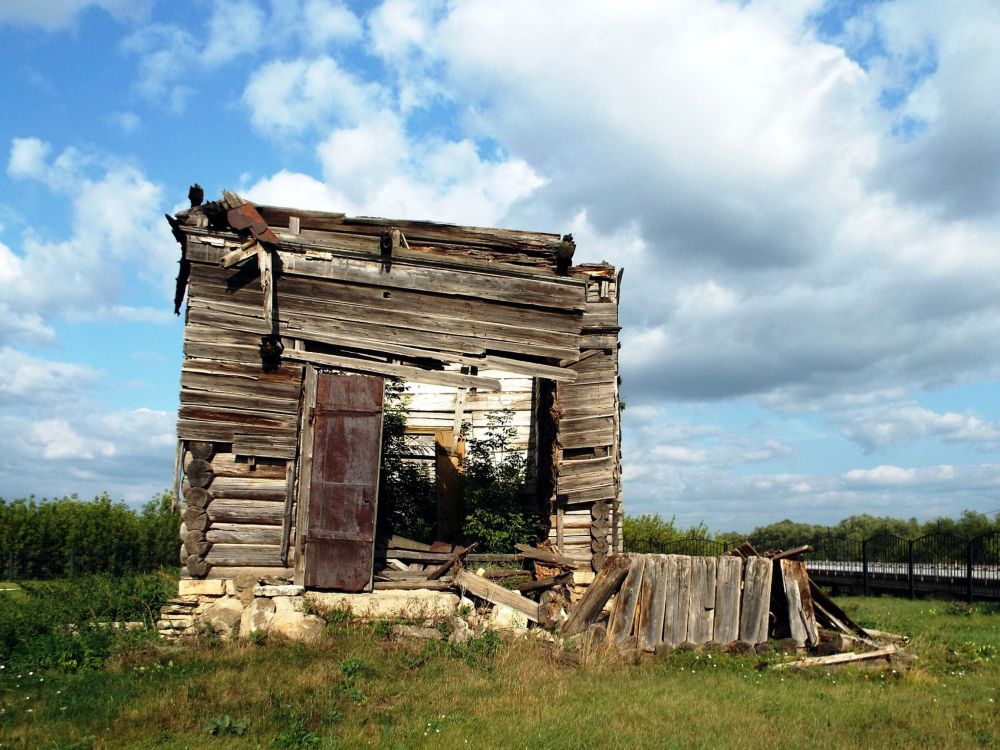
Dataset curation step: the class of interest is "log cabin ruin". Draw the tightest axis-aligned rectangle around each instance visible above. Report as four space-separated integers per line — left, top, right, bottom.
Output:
167 189 623 597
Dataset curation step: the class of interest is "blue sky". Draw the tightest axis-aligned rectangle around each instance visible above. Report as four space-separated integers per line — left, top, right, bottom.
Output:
2 0 1000 531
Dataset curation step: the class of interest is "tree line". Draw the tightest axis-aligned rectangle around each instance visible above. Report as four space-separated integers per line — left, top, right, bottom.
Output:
624 510 1000 550
0 493 180 580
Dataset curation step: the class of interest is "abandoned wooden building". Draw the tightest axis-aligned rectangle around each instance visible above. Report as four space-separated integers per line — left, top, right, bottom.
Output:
167 190 622 591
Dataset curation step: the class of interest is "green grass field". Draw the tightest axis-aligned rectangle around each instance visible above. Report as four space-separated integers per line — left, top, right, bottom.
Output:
0 594 997 750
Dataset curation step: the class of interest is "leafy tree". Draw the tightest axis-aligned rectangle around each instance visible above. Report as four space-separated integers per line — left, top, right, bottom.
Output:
376 380 435 543
460 410 535 552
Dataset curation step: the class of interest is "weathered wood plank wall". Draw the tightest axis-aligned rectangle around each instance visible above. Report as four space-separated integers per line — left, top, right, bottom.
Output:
549 269 622 570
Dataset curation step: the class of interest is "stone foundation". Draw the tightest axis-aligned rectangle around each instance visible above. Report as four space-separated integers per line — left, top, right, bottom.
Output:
159 577 467 641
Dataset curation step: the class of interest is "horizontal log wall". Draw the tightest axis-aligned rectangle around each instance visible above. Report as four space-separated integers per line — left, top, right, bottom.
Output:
178 445 295 580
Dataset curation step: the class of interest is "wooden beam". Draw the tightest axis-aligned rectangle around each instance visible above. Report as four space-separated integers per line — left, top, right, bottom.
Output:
283 349 502 391
772 646 897 670
455 569 540 622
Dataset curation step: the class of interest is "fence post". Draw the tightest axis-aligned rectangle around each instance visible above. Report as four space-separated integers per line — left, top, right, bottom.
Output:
908 540 915 600
862 538 870 596
967 537 974 604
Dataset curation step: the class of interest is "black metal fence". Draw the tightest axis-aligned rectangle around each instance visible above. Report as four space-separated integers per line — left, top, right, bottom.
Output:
624 529 1000 602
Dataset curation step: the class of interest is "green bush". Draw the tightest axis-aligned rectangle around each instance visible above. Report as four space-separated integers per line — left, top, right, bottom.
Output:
0 492 180 580
0 570 177 670
461 410 535 552
377 380 435 543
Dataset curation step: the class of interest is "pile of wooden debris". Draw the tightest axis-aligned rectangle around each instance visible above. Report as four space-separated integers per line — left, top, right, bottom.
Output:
557 543 906 669
376 536 585 629
378 536 905 668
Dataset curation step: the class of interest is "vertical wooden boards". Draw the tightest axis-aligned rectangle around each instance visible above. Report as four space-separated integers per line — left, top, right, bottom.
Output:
293 366 317 587
687 556 717 645
713 555 743 644
780 559 819 647
739 556 773 645
637 555 662 652
643 556 668 652
663 554 692 647
607 555 646 646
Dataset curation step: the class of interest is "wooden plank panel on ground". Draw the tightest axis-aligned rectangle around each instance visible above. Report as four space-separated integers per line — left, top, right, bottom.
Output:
686 556 717 645
664 554 692 647
780 559 820 648
739 556 773 645
713 555 743 644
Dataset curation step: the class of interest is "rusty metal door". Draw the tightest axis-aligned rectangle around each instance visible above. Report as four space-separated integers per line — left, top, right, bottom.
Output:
303 373 384 591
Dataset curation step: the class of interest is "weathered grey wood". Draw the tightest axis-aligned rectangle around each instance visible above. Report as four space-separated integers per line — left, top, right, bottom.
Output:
181 387 299 416
293 365 317 587
664 554 692 647
210 453 287 479
454 569 540 622
189 263 582 336
645 556 668 650
189 295 579 364
185 458 214 489
185 241 587 310
772 646 897 670
281 459 296 564
186 555 210 577
780 559 819 648
514 544 585 569
638 555 665 652
713 555 743 644
189 274 582 354
184 506 209 532
283 349 502 392
516 571 572 594
232 433 298 460
739 556 773 645
207 499 284 525
562 554 631 636
373 580 455 591
183 487 211 509
184 530 211 557
207 524 283 545
374 549 521 563
607 555 646 646
559 484 617 506
205 543 284 567
187 441 215 460
687 556 717 645
209 477 287 501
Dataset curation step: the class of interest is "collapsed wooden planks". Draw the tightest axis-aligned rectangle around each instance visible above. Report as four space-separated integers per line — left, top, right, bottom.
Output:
602 554 775 651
